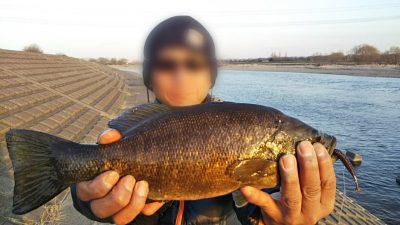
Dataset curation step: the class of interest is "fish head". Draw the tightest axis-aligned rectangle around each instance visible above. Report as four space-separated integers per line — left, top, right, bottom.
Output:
280 116 337 156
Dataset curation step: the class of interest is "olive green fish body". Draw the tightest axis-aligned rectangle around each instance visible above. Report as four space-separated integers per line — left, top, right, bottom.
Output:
5 102 341 214
56 103 334 200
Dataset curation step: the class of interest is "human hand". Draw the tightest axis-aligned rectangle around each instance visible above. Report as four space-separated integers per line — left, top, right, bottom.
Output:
76 128 164 225
241 141 336 225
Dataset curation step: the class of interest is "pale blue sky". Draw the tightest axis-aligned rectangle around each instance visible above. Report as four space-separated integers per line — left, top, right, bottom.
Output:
0 0 399 59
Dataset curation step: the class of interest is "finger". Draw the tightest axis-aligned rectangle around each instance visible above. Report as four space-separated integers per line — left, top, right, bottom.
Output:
142 202 165 216
98 128 122 144
112 181 149 225
297 141 321 215
314 143 336 214
279 154 302 217
91 175 135 219
240 186 281 221
77 171 120 201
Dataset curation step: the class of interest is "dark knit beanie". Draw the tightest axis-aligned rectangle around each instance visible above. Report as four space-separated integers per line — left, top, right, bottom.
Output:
142 16 217 90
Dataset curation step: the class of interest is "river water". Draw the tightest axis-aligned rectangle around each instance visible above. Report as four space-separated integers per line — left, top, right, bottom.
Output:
213 70 400 224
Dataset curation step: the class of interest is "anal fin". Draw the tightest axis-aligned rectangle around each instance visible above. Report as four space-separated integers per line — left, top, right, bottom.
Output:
232 190 249 208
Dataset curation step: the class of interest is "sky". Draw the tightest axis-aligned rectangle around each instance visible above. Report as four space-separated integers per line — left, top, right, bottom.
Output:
0 0 399 60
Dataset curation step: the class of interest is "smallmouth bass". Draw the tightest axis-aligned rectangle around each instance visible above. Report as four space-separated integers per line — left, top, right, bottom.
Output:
5 102 359 214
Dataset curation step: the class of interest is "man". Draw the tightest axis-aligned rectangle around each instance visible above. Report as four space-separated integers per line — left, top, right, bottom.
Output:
71 16 336 225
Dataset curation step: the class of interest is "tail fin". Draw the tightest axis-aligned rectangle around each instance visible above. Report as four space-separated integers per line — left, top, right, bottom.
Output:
5 129 76 214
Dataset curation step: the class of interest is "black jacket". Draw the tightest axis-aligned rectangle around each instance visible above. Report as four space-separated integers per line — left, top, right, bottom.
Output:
71 97 277 224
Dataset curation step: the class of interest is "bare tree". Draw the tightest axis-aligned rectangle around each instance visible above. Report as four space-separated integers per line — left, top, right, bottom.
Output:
388 46 400 54
23 44 43 53
350 44 380 64
327 52 345 63
381 46 400 64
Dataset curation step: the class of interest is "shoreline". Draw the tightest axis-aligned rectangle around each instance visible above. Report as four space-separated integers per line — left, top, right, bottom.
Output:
221 64 400 78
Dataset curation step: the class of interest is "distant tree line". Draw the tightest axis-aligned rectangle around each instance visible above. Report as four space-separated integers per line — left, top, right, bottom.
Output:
22 43 399 65
21 44 130 65
22 44 70 57
223 44 400 65
87 57 129 65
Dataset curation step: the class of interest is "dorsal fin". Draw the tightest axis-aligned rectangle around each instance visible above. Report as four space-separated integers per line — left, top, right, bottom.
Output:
108 103 171 136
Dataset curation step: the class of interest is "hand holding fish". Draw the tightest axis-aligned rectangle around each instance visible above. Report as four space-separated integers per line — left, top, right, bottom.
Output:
76 129 165 224
241 141 336 225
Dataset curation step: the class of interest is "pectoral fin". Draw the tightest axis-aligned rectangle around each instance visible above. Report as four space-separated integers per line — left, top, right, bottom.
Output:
227 158 277 183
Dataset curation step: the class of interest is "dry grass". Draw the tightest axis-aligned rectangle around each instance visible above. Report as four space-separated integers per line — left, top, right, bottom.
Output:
5 198 65 225
1 193 66 225
38 199 64 225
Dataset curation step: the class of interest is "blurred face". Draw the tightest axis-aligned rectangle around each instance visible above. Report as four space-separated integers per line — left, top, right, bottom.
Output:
150 47 213 107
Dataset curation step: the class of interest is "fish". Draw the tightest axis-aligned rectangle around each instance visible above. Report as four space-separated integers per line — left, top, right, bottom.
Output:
5 102 359 215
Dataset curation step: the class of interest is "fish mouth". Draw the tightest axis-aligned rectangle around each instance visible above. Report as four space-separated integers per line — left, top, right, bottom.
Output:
313 132 337 156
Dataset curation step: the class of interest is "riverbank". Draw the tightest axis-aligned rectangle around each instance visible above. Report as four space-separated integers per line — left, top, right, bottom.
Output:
222 64 400 78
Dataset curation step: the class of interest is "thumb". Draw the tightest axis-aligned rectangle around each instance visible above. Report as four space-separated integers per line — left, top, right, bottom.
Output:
98 128 122 144
240 186 282 220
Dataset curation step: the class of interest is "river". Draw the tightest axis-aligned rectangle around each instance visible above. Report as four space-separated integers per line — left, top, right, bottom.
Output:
213 70 400 224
